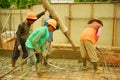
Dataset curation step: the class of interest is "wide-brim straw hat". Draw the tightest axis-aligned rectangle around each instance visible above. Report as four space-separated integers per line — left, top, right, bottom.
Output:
88 18 103 26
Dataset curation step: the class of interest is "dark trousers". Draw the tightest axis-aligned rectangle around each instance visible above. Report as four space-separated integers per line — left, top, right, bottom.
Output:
12 39 28 61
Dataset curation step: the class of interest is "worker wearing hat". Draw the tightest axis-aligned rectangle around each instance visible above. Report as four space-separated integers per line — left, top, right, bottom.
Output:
21 19 57 78
79 18 103 73
35 14 59 65
11 9 46 68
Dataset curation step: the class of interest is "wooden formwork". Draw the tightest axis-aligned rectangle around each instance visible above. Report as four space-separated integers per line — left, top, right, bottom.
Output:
96 48 120 67
102 52 120 66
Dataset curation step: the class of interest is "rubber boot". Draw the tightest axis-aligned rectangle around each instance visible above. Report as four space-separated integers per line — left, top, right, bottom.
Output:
11 60 16 68
35 63 38 71
92 62 103 73
36 53 41 63
82 58 89 70
43 55 48 66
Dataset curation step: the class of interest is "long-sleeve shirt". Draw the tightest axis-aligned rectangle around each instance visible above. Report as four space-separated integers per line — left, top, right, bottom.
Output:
16 11 45 46
16 22 31 45
25 26 49 53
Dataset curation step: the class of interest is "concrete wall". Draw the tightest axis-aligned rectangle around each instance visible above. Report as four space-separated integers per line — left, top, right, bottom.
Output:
0 9 30 31
32 3 120 47
0 3 120 49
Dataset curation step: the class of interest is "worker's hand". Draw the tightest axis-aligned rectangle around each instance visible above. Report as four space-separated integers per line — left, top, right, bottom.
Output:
43 4 47 11
18 45 21 51
54 17 58 21
43 53 47 58
36 49 41 54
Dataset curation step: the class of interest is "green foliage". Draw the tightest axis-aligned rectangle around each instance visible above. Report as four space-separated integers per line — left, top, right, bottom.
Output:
16 0 40 9
0 0 40 9
0 0 11 8
0 0 117 9
16 0 27 8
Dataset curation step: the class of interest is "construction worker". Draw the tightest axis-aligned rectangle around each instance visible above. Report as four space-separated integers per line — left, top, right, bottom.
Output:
11 9 46 68
36 15 59 65
22 19 57 77
79 18 103 73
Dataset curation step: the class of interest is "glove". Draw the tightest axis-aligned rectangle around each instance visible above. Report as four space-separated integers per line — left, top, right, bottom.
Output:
54 17 58 21
43 4 47 11
18 45 21 51
43 53 47 58
36 49 41 54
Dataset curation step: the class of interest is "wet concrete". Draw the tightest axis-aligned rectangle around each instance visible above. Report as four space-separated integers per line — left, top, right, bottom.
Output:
0 49 120 80
1 58 120 80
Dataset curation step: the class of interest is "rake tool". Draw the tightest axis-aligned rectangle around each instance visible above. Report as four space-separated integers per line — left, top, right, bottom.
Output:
42 56 65 70
47 62 65 70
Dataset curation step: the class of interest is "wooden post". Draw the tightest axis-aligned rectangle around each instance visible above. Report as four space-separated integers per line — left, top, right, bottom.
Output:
41 0 76 51
112 3 117 46
0 33 2 48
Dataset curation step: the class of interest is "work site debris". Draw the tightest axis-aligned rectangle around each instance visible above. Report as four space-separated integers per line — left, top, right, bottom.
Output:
0 31 15 50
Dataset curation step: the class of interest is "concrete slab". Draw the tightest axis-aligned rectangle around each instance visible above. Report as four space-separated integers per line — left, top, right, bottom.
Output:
0 58 120 80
